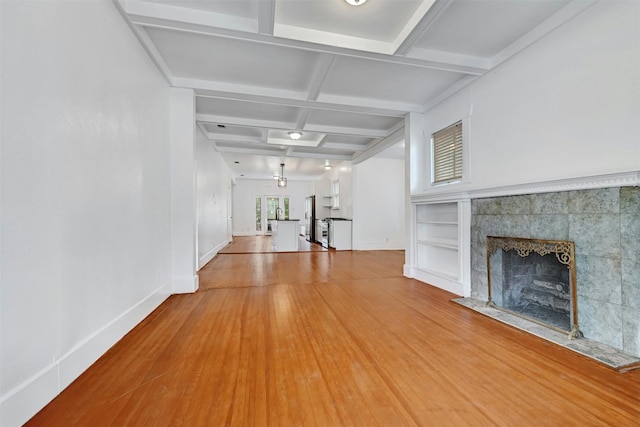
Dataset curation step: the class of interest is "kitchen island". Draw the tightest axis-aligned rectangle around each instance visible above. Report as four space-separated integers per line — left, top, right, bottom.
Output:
271 220 300 252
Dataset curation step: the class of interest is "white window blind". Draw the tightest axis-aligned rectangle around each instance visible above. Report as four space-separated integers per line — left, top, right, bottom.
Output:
432 121 463 184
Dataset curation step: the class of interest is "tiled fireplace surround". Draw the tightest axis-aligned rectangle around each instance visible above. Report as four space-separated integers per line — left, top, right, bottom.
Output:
470 186 640 357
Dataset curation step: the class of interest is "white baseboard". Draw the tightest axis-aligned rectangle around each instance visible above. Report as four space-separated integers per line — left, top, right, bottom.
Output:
0 282 171 427
198 239 231 269
354 241 405 251
404 266 464 296
171 275 199 294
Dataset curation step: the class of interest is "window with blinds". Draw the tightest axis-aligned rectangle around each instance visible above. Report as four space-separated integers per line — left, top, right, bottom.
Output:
432 121 463 184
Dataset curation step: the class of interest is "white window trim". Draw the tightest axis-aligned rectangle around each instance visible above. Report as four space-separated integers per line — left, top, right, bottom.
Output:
428 115 471 188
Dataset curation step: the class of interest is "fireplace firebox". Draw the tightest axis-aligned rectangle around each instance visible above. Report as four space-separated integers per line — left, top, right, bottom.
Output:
486 236 581 339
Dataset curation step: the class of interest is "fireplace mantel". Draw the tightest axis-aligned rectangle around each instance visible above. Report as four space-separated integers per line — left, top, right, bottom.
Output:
411 171 640 204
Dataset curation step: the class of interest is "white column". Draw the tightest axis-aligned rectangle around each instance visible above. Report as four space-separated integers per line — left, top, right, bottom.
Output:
403 111 425 277
170 88 198 293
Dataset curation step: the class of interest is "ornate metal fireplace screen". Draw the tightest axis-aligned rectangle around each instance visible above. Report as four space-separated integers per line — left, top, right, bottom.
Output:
486 236 581 339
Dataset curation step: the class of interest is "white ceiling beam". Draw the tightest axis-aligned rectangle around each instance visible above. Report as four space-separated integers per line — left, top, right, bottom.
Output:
404 48 490 70
315 93 426 116
123 5 489 75
196 122 214 140
423 75 479 112
315 134 332 149
306 53 337 101
394 0 452 57
181 78 420 116
352 127 405 164
112 0 173 84
215 146 352 161
197 113 294 131
258 0 276 35
295 109 312 130
321 142 368 152
215 146 285 156
491 0 598 69
303 124 388 139
209 134 264 144
285 151 353 161
120 0 257 33
191 78 309 103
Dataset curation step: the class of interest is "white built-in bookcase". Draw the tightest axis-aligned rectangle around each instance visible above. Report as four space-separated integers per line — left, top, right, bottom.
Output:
409 199 471 296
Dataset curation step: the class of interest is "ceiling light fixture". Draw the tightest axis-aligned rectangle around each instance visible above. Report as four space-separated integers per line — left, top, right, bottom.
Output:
273 171 280 180
324 160 333 170
345 0 367 5
277 163 287 188
288 131 303 140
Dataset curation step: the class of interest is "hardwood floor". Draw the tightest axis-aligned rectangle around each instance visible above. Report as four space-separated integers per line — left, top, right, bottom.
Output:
218 235 327 254
27 245 640 426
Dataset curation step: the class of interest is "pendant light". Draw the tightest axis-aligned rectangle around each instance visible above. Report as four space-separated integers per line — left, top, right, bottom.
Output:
277 163 287 188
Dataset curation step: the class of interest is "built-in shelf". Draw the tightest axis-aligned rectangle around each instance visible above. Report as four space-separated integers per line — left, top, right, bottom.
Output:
410 199 471 297
419 221 457 225
415 202 460 283
416 238 458 250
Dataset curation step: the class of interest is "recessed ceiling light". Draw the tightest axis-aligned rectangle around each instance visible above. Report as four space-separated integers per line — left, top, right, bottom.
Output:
345 0 367 5
324 160 333 170
288 131 303 140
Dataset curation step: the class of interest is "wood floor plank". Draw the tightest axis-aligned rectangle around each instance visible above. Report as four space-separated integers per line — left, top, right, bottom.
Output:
25 245 640 426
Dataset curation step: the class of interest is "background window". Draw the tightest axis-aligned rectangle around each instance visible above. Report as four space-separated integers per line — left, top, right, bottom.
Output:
255 197 262 231
331 180 340 210
432 121 463 184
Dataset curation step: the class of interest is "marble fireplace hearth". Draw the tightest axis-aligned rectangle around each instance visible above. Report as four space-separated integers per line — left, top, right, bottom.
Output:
459 186 640 371
453 297 640 371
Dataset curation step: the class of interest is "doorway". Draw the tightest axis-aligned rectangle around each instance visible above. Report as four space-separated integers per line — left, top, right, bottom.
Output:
257 195 289 235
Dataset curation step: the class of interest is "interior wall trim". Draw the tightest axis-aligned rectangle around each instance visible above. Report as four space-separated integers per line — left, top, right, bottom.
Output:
411 171 640 204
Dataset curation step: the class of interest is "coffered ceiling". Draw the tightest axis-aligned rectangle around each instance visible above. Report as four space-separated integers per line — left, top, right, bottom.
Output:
115 0 592 180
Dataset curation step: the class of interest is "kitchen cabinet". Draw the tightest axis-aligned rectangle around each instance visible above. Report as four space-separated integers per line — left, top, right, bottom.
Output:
315 219 324 244
329 219 352 250
271 220 299 252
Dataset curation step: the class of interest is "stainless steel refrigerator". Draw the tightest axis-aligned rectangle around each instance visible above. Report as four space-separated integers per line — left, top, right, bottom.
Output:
304 196 316 242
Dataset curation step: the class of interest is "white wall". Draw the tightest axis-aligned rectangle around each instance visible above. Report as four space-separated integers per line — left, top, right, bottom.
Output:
412 1 640 196
353 157 405 250
1 2 171 426
324 162 353 219
196 128 233 267
232 179 313 235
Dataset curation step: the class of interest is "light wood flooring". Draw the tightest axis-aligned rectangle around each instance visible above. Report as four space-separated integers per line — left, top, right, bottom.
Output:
26 243 640 426
219 235 326 254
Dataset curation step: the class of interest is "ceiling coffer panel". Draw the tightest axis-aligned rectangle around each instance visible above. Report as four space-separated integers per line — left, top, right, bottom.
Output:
203 124 263 138
320 56 468 106
197 97 299 125
307 109 402 133
412 1 571 57
145 27 320 92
